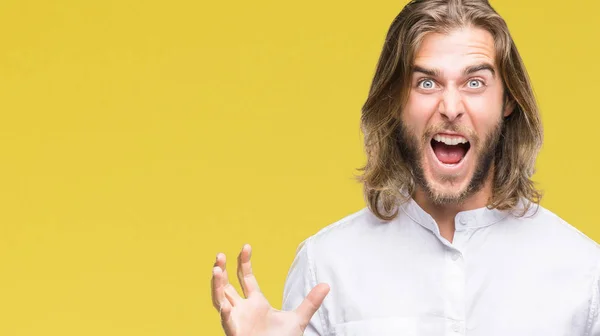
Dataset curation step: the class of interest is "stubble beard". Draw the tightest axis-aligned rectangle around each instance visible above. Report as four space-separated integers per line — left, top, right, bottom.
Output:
397 117 504 206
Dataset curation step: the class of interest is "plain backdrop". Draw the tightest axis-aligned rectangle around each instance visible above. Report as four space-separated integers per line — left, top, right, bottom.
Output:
0 0 598 335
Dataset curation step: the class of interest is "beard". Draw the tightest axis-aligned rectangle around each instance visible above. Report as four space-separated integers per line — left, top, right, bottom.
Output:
397 116 504 206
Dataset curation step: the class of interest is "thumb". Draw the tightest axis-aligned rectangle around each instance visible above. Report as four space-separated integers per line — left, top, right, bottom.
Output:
295 283 330 330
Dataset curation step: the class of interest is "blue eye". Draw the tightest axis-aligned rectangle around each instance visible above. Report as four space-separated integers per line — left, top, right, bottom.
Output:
418 79 435 89
467 79 483 88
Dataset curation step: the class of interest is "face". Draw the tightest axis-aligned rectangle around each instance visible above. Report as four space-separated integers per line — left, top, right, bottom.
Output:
400 27 513 205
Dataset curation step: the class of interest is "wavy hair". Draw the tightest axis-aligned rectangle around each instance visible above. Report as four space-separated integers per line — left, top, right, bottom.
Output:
358 0 543 220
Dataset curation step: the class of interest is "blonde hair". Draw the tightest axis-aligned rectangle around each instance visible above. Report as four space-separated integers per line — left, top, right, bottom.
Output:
359 0 543 220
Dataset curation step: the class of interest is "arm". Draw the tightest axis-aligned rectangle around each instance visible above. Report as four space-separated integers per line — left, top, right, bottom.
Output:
586 262 600 336
282 238 327 336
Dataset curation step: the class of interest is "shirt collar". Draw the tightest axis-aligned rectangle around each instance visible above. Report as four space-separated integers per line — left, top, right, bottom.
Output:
399 196 511 235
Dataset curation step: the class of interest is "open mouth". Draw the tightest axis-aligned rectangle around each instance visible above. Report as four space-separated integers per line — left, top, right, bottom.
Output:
430 134 471 165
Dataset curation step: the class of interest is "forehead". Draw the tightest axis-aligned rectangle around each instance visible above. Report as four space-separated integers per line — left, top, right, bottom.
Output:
413 27 496 73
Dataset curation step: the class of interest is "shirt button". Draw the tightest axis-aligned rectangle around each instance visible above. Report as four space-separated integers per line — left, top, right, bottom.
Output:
459 217 468 225
452 323 461 332
451 252 460 261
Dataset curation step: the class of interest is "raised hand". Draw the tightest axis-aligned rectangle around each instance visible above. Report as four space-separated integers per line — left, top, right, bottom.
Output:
211 244 330 336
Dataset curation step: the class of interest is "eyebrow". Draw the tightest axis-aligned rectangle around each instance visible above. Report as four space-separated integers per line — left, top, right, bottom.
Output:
412 63 496 78
412 66 440 77
464 63 496 77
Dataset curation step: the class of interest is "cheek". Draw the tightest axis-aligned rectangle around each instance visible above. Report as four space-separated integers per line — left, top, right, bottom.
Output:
464 95 504 135
403 93 439 131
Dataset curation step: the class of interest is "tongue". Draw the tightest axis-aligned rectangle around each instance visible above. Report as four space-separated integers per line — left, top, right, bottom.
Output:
432 142 467 164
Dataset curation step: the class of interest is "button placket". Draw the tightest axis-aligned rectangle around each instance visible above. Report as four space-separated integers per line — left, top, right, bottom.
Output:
450 321 464 334
444 248 466 332
451 252 461 261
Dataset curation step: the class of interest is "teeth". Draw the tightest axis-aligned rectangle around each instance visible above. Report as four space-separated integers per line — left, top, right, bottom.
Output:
433 134 468 145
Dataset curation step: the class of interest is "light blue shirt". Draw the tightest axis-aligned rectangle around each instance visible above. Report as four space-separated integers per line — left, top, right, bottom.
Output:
282 198 600 335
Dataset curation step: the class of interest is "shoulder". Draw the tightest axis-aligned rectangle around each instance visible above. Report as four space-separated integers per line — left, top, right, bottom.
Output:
293 207 385 263
312 207 382 237
517 204 598 246
509 203 600 263
302 207 391 249
285 208 378 284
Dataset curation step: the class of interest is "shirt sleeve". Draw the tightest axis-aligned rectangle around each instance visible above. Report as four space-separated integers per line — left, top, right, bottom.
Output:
281 237 325 336
587 262 600 336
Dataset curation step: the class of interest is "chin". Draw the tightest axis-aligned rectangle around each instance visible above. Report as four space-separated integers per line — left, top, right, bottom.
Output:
422 174 473 205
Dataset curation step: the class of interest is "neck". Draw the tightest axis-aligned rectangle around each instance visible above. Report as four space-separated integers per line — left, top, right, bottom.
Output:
412 173 494 243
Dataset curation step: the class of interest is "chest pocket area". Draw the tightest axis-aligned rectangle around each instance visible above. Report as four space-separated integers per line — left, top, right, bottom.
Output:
332 317 417 336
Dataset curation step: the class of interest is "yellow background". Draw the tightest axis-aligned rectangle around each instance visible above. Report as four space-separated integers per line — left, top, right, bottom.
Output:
0 0 598 334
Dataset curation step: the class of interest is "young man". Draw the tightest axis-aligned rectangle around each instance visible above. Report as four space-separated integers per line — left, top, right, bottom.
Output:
211 0 600 335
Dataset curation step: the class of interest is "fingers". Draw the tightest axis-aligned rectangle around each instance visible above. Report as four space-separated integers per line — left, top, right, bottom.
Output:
236 244 261 297
211 265 227 310
219 300 233 326
212 253 240 310
295 283 330 329
215 253 230 284
219 298 233 326
211 256 239 333
211 253 228 310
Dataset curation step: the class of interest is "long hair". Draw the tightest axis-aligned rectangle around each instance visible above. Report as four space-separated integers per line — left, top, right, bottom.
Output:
359 0 543 220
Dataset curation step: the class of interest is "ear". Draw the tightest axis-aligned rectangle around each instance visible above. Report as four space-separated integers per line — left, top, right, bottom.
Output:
503 96 515 118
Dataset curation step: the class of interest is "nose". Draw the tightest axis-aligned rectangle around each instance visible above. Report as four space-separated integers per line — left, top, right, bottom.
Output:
438 87 465 121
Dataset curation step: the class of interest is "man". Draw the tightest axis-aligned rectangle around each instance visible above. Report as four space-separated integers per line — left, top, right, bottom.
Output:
211 0 600 335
